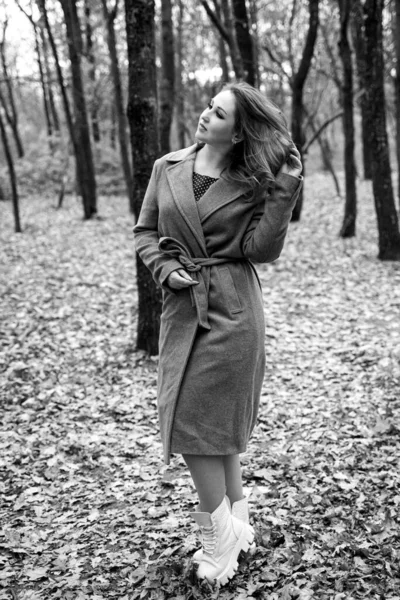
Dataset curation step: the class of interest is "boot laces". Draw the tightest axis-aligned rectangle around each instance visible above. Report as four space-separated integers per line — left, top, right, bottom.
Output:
200 522 217 555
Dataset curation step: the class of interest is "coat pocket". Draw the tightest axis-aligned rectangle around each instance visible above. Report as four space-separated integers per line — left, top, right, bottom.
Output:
217 266 243 314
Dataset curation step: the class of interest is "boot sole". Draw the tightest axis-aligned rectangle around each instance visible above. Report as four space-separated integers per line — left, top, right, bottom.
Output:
198 523 255 587
193 540 256 562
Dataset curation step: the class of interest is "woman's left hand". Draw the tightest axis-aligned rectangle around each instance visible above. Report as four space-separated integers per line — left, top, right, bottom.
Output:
279 146 303 178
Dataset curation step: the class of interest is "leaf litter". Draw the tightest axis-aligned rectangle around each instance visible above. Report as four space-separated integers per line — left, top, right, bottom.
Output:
0 175 400 600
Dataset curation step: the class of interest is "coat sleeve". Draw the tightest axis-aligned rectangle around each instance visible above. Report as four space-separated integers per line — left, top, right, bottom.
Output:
241 173 302 263
133 160 182 290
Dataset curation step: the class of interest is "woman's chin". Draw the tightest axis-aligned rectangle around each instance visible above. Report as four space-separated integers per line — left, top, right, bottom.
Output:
195 128 207 140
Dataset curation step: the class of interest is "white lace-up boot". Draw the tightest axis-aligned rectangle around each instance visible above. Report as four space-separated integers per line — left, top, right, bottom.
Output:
193 496 254 561
192 497 231 562
191 496 254 586
232 497 256 553
232 497 251 523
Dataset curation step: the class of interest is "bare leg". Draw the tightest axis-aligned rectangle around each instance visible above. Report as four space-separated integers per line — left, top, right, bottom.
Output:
223 454 244 505
183 454 226 513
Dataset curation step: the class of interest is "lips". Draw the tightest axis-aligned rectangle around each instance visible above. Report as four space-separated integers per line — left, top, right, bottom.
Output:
199 122 207 132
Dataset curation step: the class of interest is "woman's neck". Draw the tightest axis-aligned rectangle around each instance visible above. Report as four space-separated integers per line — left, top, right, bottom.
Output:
194 144 231 177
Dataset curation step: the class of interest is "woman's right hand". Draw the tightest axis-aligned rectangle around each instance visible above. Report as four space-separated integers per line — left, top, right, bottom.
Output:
280 146 303 178
167 269 199 289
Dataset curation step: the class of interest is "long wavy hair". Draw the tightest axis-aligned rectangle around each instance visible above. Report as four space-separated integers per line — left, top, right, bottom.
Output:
219 82 294 195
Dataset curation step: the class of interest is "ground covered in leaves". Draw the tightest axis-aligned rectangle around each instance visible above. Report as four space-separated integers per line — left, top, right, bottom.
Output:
1 176 400 600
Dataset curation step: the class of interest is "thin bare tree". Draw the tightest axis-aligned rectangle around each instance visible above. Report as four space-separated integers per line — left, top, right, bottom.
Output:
291 0 320 221
125 0 162 355
362 0 400 259
394 0 400 202
338 0 357 238
0 19 24 157
101 0 134 211
0 108 21 232
160 0 175 155
15 1 53 138
83 0 100 142
59 0 97 218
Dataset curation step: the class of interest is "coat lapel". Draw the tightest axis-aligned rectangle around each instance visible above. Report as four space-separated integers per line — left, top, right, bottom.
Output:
196 177 250 224
165 144 251 244
165 150 208 256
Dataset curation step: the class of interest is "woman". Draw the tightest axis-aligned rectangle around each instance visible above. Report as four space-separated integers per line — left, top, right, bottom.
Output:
133 82 303 586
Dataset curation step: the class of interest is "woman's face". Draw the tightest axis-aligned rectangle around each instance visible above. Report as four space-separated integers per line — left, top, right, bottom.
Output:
195 90 237 147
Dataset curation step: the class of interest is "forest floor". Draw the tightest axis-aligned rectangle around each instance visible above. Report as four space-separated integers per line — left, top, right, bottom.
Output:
1 175 400 600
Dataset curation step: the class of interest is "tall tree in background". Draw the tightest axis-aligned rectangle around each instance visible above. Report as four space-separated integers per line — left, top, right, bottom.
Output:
248 0 260 87
291 0 320 221
83 0 101 143
159 0 175 155
59 0 97 219
125 0 162 355
0 108 21 232
201 0 244 80
15 1 53 139
232 0 255 85
175 0 186 148
0 19 24 157
101 0 134 212
38 0 74 143
38 17 60 133
351 0 372 180
338 0 357 238
362 0 400 259
394 0 400 202
213 0 230 82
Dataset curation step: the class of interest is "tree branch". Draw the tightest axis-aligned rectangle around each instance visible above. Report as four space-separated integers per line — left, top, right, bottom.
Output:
287 0 298 73
201 0 229 43
262 42 291 81
303 111 343 153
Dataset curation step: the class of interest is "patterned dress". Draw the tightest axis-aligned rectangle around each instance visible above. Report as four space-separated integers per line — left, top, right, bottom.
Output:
192 172 219 201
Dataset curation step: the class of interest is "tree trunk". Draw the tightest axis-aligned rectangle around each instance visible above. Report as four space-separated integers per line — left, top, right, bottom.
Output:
34 20 53 138
290 0 320 222
220 0 244 80
15 0 53 138
175 0 186 148
101 0 134 211
363 0 400 260
0 22 24 158
394 0 400 203
306 114 341 197
59 0 97 219
110 101 116 148
125 0 162 355
248 0 260 88
39 25 60 132
38 0 77 173
338 0 357 238
351 0 373 180
213 0 230 82
231 0 255 85
159 0 175 155
84 0 101 142
0 110 21 232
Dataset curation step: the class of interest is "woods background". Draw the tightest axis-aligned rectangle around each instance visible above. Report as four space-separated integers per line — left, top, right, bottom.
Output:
1 2 400 599
1 0 400 355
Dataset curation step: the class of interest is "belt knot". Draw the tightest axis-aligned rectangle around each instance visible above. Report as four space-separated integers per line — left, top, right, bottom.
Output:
158 236 231 330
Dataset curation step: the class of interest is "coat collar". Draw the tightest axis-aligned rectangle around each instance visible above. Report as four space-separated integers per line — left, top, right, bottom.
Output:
165 145 251 239
165 150 208 256
165 144 198 163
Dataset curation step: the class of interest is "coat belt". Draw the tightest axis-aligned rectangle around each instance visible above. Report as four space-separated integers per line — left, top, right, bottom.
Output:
158 236 242 330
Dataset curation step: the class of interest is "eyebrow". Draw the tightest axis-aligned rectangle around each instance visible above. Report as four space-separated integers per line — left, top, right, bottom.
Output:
211 98 228 115
217 106 228 115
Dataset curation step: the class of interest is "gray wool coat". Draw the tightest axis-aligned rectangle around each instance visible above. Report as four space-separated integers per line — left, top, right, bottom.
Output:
133 144 302 464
